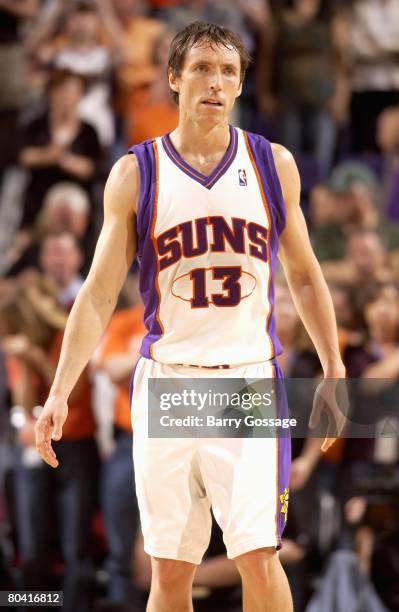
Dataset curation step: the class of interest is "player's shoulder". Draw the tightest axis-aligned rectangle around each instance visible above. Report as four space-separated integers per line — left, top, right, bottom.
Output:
127 136 161 175
105 137 161 213
269 143 300 204
111 135 160 180
241 129 291 159
270 143 298 182
115 137 158 174
269 142 294 161
241 129 297 179
104 154 140 214
108 153 139 187
242 128 294 160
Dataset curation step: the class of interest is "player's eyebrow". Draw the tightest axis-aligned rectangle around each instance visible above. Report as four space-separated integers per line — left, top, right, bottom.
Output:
191 60 211 67
191 60 239 72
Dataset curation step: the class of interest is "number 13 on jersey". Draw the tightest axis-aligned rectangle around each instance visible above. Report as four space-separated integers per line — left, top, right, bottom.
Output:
171 266 257 309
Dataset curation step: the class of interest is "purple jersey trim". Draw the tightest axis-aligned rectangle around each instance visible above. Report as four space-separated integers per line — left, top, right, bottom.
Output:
273 361 291 548
128 358 140 409
128 140 162 358
245 131 286 358
161 125 238 189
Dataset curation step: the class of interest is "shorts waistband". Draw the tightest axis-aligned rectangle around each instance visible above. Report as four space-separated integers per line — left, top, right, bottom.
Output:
176 363 231 370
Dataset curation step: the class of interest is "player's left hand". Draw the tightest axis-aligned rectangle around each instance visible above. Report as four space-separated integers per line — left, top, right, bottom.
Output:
309 378 349 452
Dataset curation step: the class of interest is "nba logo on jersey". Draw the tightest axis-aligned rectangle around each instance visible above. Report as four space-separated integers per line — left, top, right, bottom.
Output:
238 168 247 186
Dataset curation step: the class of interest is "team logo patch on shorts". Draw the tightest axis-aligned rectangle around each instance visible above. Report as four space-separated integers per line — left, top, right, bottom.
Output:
279 488 289 522
238 168 247 186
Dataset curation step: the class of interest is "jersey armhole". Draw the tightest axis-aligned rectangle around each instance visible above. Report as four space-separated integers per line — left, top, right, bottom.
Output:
128 140 157 252
244 131 287 237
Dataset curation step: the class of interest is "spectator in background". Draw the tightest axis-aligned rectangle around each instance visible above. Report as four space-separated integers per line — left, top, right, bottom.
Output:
97 300 145 609
127 29 179 144
376 105 399 220
360 282 399 378
275 282 320 378
330 284 363 354
348 0 399 153
30 1 115 148
0 0 39 181
19 68 101 230
5 183 91 276
322 229 394 287
148 0 185 20
258 0 348 178
311 161 399 263
159 0 261 51
308 183 337 228
40 182 91 239
335 283 399 611
336 283 399 475
304 547 389 612
0 274 98 612
39 232 84 308
100 0 165 149
309 177 358 264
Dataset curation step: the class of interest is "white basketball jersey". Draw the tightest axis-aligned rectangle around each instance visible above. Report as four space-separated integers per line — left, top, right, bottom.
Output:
130 126 286 366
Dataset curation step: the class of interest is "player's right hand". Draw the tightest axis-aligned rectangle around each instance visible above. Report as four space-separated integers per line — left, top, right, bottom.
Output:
35 397 68 468
309 378 349 452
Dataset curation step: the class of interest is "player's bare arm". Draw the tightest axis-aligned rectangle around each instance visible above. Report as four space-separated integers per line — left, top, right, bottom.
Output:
274 143 347 450
275 143 344 376
35 154 139 467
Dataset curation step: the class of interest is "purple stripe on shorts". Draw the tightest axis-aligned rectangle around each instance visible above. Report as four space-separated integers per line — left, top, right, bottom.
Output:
245 132 286 358
273 361 291 548
128 358 140 410
129 140 162 358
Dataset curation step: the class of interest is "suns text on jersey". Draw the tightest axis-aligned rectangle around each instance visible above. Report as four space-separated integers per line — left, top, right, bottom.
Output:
156 216 268 271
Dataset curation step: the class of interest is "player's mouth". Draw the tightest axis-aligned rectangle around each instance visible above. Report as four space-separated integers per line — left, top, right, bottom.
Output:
201 99 223 107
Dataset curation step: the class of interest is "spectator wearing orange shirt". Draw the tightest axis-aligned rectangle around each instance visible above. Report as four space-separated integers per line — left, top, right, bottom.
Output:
97 0 166 150
127 28 178 146
98 304 145 608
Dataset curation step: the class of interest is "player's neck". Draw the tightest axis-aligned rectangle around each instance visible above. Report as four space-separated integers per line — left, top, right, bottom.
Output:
170 120 230 159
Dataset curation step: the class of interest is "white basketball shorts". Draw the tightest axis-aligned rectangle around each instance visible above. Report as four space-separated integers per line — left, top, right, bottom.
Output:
130 357 291 564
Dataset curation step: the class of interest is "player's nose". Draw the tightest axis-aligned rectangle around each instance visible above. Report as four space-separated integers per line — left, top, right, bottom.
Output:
209 69 223 91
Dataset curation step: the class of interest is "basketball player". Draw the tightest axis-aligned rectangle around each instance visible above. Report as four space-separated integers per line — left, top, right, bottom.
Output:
35 22 346 612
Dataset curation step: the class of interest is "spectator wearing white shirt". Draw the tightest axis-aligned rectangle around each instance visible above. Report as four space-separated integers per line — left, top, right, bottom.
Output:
348 0 399 152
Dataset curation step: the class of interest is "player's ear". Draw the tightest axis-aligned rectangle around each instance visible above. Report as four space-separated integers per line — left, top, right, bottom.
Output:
236 81 243 98
168 69 180 95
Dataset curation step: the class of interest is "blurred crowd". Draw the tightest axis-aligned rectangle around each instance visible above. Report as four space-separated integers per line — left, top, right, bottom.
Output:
0 0 399 611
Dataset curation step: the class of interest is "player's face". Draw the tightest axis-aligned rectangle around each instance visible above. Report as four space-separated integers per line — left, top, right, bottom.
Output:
169 42 243 124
